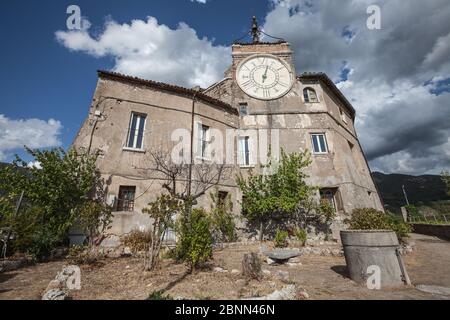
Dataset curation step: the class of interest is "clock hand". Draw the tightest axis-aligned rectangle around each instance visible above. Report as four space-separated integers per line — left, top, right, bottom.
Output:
262 66 268 83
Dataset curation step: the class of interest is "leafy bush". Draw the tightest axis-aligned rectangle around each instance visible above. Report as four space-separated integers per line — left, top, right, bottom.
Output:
348 208 391 230
237 150 316 241
67 245 98 265
147 290 173 300
0 147 106 260
295 228 307 246
274 229 288 248
75 200 113 246
405 205 419 217
347 208 411 239
176 208 213 269
388 215 412 239
142 195 181 271
317 200 336 240
209 191 236 243
122 230 152 254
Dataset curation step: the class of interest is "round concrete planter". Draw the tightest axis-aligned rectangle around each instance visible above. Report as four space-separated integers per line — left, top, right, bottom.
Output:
341 230 410 288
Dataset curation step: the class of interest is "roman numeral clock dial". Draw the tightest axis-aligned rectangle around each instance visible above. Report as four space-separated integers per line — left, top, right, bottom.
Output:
236 54 294 101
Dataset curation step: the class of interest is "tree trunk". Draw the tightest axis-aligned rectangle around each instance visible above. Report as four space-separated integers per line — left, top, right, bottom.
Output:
242 252 262 280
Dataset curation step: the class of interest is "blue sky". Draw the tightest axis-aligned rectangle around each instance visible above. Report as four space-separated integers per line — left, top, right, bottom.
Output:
1 0 450 175
0 0 269 162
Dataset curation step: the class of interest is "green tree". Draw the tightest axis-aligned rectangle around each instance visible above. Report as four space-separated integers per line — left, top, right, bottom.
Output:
209 190 237 243
142 194 182 270
0 147 104 259
317 200 336 241
442 171 450 196
237 150 317 241
175 208 213 270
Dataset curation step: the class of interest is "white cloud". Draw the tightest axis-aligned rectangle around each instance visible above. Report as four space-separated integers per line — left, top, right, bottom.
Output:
55 17 229 88
191 0 207 3
55 2 450 174
27 161 42 169
0 115 62 161
264 0 450 174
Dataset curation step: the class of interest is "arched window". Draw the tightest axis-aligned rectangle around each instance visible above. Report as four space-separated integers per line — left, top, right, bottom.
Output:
303 87 318 103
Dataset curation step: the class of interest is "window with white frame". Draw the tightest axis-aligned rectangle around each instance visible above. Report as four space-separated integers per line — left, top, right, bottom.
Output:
126 113 147 150
303 87 318 103
311 133 328 154
197 124 210 159
238 136 251 166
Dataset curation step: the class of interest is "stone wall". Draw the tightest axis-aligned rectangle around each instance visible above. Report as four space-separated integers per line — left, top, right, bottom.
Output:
412 223 450 240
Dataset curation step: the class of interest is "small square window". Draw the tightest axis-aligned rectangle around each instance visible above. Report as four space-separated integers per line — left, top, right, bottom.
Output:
126 113 147 150
311 133 328 154
239 103 248 116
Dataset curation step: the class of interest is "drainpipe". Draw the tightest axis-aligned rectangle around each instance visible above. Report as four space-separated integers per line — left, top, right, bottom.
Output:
187 88 200 198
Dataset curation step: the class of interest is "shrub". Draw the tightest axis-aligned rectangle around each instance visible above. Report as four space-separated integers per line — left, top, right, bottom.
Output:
0 147 106 260
348 208 411 239
347 208 391 230
274 229 288 248
388 215 412 239
122 230 152 254
295 228 307 246
176 208 213 269
209 191 237 243
142 195 181 271
147 290 173 300
67 245 98 265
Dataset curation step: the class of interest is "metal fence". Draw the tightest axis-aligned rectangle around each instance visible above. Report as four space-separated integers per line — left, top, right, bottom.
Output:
409 213 450 224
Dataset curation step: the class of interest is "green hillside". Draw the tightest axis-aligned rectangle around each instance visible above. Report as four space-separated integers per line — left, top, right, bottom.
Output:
372 172 450 212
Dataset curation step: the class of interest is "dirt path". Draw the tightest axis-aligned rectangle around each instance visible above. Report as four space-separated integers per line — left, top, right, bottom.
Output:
404 233 450 288
1 233 449 300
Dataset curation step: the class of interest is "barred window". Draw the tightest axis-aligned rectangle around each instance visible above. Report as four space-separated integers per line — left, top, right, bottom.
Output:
117 186 136 212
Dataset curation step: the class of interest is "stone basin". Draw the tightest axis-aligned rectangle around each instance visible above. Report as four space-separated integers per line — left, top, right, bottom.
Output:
261 247 301 261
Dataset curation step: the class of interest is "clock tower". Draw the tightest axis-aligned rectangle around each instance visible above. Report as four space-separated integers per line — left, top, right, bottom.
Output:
228 17 299 114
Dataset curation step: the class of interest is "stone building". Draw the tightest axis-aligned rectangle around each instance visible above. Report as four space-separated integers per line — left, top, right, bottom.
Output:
72 21 383 242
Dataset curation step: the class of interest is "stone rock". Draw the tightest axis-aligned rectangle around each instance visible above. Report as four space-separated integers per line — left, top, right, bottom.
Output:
266 257 277 265
231 269 240 274
123 247 133 256
214 267 228 273
262 269 271 276
297 290 310 300
42 289 68 301
301 247 312 255
247 285 297 300
274 270 290 282
331 249 343 257
242 253 262 280
288 257 301 263
45 279 63 292
287 262 302 268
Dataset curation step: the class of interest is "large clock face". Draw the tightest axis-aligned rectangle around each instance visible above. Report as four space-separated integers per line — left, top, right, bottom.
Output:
236 54 294 100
